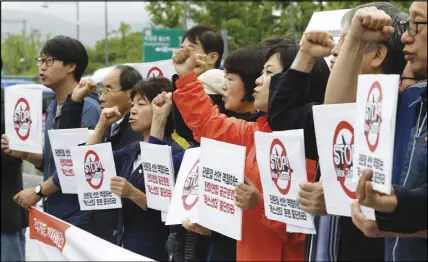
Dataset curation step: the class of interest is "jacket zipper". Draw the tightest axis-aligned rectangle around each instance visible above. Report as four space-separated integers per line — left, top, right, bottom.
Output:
392 102 425 261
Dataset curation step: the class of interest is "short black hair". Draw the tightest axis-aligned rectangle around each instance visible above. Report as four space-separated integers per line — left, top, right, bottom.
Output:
131 77 174 137
182 25 224 68
40 35 88 81
224 44 264 102
114 65 143 91
265 41 330 104
341 2 407 75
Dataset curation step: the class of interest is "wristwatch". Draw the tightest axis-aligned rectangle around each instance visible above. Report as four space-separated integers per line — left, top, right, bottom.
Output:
35 184 45 198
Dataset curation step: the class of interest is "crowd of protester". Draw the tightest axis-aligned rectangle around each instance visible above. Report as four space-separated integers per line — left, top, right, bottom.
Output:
1 1 426 261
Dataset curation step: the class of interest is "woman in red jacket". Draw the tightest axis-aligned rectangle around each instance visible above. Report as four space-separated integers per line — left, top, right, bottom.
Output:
172 42 312 261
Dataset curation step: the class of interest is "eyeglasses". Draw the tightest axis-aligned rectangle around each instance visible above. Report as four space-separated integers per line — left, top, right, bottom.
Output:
99 88 122 95
35 57 62 67
399 20 428 37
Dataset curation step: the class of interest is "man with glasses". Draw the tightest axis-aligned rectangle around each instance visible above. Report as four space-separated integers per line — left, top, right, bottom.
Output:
321 1 427 261
65 65 144 243
1 35 100 231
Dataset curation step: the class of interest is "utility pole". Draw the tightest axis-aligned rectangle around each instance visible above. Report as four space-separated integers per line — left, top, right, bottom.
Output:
104 1 109 65
183 1 188 30
289 1 297 41
76 2 80 40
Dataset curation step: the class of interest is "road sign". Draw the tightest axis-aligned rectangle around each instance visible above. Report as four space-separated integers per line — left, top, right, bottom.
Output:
143 28 187 62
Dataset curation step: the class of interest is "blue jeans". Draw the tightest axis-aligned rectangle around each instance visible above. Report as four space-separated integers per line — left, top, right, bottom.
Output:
1 229 26 261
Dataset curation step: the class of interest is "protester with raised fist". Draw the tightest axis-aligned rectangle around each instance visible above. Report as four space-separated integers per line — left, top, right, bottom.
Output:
80 77 184 261
1 36 100 231
172 40 307 261
348 2 427 261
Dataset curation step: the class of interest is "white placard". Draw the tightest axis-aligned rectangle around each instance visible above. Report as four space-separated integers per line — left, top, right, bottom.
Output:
255 130 315 230
198 138 245 240
165 148 201 225
71 143 122 211
313 103 376 219
4 87 43 154
48 128 90 194
353 75 399 195
303 9 351 67
140 142 175 212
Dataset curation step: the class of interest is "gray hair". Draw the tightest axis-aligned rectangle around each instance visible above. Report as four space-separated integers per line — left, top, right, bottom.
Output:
341 2 407 74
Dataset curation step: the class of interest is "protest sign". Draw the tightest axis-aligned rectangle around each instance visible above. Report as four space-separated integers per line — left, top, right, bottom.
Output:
313 103 360 217
255 130 315 230
165 147 201 225
198 138 245 240
353 75 400 195
4 87 43 153
303 9 351 67
71 143 122 211
27 208 152 261
48 128 90 194
140 142 175 212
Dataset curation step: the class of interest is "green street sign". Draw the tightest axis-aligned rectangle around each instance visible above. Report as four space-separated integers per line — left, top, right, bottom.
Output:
143 28 187 62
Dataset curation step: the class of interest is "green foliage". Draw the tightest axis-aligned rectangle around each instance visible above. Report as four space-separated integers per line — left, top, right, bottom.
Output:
1 22 143 76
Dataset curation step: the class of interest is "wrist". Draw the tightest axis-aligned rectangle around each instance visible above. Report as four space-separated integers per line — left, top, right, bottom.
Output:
21 152 32 162
291 51 317 73
128 186 139 201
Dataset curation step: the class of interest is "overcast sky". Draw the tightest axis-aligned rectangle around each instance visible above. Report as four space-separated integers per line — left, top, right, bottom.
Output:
1 1 150 26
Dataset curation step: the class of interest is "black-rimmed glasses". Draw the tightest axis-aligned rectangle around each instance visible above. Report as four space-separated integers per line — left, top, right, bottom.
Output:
35 57 62 67
399 20 428 37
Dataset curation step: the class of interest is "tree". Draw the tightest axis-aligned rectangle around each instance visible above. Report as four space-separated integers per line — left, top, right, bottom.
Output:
145 2 184 29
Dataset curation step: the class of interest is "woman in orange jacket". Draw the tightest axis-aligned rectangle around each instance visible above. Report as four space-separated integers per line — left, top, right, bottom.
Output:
172 42 314 261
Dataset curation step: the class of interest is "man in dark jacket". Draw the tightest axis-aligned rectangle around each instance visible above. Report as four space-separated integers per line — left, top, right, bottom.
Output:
64 64 144 243
1 86 28 262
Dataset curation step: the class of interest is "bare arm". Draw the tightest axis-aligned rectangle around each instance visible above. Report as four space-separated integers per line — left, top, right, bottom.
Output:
22 152 44 169
377 230 427 238
86 122 107 145
41 177 60 195
324 34 365 104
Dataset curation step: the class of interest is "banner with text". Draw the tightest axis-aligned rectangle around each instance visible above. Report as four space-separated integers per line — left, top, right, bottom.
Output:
255 130 315 231
140 142 175 212
71 143 122 211
166 148 201 225
27 208 152 261
353 75 399 195
48 128 90 194
4 87 43 154
198 138 245 240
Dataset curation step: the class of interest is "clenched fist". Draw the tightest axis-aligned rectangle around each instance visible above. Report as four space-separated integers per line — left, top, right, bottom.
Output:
72 78 98 103
301 30 335 59
349 6 394 42
173 46 210 77
99 106 122 129
152 91 173 122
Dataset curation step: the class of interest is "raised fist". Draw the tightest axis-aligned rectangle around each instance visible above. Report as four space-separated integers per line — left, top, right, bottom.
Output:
301 30 335 59
349 6 394 42
152 91 173 122
173 46 208 77
99 106 121 128
72 78 97 103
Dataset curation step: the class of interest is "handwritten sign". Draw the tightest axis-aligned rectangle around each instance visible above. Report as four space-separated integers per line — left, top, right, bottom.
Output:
198 138 245 240
48 128 90 194
255 130 315 231
140 142 175 212
165 148 201 225
353 75 399 195
4 87 43 153
71 143 122 211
